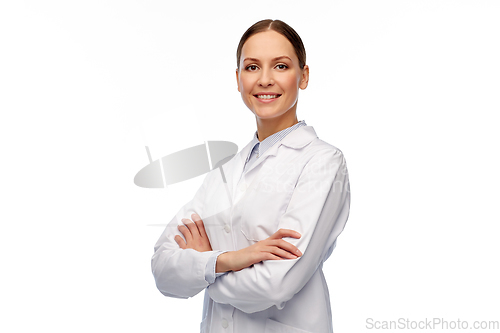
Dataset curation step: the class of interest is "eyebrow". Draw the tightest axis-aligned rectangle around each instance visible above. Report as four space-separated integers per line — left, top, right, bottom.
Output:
243 56 292 63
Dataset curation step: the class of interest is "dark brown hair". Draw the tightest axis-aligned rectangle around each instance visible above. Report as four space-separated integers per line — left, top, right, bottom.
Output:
236 19 306 70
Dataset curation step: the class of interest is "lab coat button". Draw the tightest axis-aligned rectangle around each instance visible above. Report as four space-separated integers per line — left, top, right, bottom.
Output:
224 224 231 233
221 318 228 328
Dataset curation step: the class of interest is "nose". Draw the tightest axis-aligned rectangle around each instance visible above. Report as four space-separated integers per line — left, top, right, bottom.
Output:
258 67 274 86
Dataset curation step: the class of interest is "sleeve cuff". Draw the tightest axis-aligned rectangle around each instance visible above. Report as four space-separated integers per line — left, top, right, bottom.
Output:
204 250 229 284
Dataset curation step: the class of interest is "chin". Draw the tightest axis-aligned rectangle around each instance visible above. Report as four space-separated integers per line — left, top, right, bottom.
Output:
253 107 292 119
253 111 284 120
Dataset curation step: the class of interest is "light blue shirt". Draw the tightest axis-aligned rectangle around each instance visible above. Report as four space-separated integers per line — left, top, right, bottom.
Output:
204 120 307 284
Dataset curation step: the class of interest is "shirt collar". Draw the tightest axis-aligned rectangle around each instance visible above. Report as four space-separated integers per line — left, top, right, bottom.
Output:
245 120 308 163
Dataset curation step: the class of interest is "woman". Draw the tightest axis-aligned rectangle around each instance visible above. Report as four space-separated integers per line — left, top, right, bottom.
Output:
152 19 351 333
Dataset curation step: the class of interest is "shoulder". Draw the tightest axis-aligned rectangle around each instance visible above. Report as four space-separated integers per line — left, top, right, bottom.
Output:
284 125 346 160
303 140 346 178
298 137 346 168
309 137 344 155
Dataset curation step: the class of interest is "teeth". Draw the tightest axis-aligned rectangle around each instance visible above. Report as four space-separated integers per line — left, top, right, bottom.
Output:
257 95 279 99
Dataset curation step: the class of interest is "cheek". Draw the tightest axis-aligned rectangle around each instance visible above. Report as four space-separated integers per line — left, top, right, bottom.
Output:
242 80 251 93
239 75 253 91
281 74 300 92
239 78 254 106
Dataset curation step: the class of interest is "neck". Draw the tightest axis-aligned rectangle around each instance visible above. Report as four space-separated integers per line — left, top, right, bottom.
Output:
255 109 299 142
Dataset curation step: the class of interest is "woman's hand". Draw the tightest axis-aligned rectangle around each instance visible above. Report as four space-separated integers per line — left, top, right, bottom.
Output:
216 229 302 273
174 213 213 252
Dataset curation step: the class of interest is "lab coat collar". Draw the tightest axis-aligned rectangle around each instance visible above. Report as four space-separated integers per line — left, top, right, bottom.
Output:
239 125 317 165
277 125 318 150
230 126 318 196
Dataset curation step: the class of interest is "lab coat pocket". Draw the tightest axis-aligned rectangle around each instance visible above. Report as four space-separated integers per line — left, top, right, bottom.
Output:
265 318 313 333
240 173 296 242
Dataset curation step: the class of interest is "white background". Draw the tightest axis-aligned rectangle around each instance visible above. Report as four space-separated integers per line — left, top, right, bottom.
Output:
1 0 499 332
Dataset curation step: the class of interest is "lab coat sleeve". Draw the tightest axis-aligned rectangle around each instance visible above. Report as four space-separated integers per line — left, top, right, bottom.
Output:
207 149 351 313
151 170 222 299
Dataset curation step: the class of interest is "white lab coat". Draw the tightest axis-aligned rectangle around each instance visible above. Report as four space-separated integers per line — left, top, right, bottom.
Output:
152 125 351 333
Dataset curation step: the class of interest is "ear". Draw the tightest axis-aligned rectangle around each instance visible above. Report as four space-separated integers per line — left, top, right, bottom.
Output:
299 65 309 90
236 68 241 92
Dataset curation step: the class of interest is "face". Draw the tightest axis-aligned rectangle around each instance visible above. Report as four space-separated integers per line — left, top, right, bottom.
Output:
236 30 309 122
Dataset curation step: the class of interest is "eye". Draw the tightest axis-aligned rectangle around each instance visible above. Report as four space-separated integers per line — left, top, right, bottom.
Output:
245 65 258 71
276 64 288 70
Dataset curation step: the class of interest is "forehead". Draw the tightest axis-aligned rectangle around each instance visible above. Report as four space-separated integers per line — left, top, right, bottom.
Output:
241 30 297 62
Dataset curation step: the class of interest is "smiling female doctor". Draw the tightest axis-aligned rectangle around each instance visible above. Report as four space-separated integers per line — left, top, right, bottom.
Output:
152 19 351 333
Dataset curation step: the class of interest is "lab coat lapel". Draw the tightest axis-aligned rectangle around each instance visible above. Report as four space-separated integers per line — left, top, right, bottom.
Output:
240 147 277 177
243 125 318 177
227 125 318 203
229 140 253 199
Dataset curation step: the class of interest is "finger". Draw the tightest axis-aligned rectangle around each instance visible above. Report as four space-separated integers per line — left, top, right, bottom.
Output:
174 235 187 249
270 228 301 240
177 224 193 243
182 218 201 238
192 213 208 238
269 239 302 256
266 245 299 259
262 252 284 261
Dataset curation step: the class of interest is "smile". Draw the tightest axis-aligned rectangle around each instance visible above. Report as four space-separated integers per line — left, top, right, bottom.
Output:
254 94 281 99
